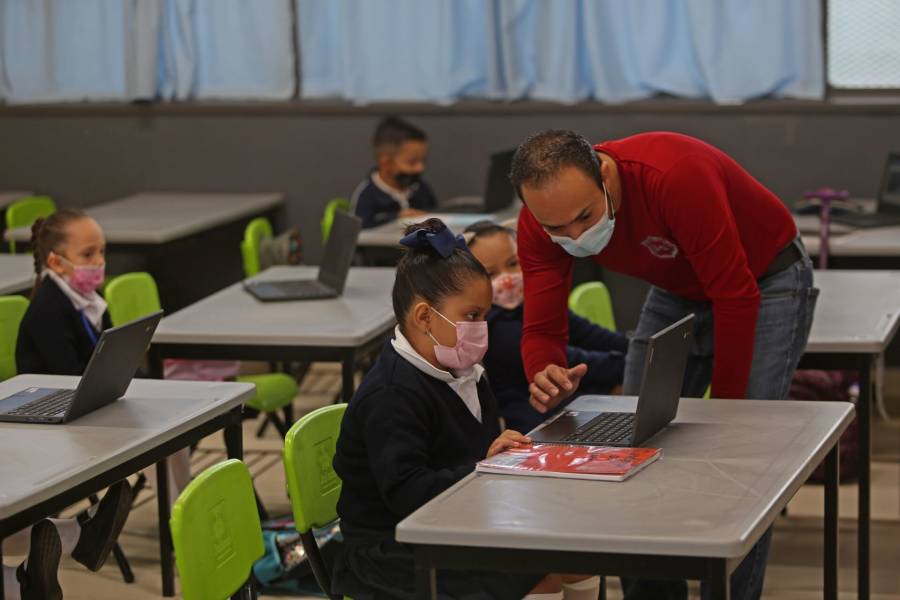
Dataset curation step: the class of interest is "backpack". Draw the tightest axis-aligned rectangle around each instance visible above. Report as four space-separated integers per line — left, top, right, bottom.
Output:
253 518 342 596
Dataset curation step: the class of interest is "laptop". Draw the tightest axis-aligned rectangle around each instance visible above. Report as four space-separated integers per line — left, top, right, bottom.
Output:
243 211 362 302
0 311 163 424
832 152 900 228
437 149 517 213
530 314 694 447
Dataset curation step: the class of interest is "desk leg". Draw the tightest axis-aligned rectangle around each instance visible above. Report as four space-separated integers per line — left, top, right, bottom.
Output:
340 349 354 404
708 559 730 600
156 460 175 597
825 444 839 600
858 358 872 600
224 408 244 460
414 547 437 600
0 541 5 600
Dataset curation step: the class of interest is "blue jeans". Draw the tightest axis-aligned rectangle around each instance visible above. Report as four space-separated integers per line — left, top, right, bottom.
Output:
620 252 818 600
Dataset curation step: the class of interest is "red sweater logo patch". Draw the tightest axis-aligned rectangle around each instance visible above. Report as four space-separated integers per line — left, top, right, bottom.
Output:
641 236 679 259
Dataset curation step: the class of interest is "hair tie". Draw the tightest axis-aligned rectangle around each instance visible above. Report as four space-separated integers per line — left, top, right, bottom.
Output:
399 224 469 258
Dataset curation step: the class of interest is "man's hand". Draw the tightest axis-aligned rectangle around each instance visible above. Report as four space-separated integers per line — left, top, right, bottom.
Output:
528 363 589 413
400 208 427 218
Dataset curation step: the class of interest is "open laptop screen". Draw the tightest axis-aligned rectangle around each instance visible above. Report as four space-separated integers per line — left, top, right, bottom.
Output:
879 152 900 210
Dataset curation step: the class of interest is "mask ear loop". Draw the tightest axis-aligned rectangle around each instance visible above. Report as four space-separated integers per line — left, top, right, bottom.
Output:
602 180 615 221
426 306 456 346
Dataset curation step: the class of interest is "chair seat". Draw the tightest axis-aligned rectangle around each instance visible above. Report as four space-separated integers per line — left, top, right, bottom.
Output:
238 373 298 412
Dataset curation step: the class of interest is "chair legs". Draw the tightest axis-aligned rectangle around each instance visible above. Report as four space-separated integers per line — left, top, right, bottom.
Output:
299 530 339 600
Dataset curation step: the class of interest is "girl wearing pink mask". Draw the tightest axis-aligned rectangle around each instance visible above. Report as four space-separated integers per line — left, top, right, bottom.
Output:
464 220 628 435
332 218 597 600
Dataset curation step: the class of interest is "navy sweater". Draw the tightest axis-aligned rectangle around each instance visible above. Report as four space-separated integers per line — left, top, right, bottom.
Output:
350 172 436 229
484 304 628 433
334 339 500 534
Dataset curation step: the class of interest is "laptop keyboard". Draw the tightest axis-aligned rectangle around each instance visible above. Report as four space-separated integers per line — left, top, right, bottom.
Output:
7 389 76 417
561 412 635 445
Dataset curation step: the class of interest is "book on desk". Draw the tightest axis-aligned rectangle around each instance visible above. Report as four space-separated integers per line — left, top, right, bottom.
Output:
476 444 661 482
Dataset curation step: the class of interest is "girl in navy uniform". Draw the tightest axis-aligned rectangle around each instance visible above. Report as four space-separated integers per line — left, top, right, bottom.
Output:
464 221 627 434
5 210 131 600
332 218 598 600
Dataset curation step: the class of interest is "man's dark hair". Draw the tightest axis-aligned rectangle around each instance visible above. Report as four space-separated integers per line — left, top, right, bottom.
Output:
509 129 603 199
374 116 427 155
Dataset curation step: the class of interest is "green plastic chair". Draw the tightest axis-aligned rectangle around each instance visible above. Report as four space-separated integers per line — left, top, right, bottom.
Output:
170 459 264 600
241 217 274 278
0 296 29 381
104 272 299 436
321 198 349 244
6 195 56 253
283 404 347 600
568 281 617 331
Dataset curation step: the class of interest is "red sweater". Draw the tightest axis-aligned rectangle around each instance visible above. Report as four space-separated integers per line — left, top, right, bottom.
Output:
518 132 797 399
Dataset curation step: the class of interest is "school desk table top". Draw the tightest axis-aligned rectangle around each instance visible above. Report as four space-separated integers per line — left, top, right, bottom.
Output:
0 254 34 295
397 395 853 600
4 192 284 245
0 375 254 598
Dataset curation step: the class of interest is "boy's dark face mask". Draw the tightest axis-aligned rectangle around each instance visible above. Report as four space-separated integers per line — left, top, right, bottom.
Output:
394 171 422 189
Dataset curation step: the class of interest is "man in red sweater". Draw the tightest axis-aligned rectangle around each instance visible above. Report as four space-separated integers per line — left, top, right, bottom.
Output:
512 130 818 600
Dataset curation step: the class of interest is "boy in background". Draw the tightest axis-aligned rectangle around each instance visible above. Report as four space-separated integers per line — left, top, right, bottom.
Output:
351 116 437 228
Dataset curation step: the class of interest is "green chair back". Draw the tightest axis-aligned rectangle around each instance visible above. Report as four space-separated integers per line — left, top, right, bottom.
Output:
241 217 274 278
283 404 346 598
568 281 617 332
104 272 161 325
170 459 264 600
0 296 29 381
6 196 56 253
321 198 349 244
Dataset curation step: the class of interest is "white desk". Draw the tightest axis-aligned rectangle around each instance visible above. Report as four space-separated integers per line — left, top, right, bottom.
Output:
0 191 33 209
0 255 34 295
357 204 521 248
800 270 900 600
397 395 853 600
4 192 284 245
151 266 396 402
802 226 900 258
0 374 255 599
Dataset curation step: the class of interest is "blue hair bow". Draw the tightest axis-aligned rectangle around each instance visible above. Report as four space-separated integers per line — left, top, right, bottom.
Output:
399 224 469 258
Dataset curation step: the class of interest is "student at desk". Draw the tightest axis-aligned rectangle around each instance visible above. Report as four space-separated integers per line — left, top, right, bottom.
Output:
350 116 437 228
464 220 627 434
332 219 599 600
4 211 131 600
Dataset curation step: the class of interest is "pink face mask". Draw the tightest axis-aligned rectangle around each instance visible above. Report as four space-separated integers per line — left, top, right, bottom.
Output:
59 256 105 296
427 307 489 371
491 272 524 310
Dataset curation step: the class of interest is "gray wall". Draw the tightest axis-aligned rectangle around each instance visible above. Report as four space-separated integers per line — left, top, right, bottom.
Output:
2 101 900 268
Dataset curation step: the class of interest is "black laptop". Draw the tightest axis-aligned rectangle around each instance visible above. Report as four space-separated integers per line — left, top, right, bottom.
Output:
243 211 362 302
832 152 900 228
482 149 517 213
0 311 163 424
530 314 694 447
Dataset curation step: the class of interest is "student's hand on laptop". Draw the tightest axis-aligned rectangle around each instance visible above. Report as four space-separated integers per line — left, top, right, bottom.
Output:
487 430 532 458
529 363 588 413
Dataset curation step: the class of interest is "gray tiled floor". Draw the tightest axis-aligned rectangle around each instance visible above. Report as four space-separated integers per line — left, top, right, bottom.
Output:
9 364 900 599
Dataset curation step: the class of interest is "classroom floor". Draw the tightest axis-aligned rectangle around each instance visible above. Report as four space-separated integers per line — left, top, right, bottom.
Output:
13 366 900 599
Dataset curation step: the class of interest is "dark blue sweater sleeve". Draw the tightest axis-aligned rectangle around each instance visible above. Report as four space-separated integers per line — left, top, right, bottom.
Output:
567 311 629 353
354 186 399 229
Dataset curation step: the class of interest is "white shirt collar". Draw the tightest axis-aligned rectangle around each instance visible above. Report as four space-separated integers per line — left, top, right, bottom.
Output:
391 325 484 422
372 172 415 211
44 270 107 330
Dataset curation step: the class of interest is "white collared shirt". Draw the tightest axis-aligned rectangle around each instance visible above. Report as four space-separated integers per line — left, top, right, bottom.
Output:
371 172 415 211
391 325 484 423
44 270 107 330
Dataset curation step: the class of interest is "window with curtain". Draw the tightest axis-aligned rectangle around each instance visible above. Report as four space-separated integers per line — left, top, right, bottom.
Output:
1 0 825 105
828 0 900 89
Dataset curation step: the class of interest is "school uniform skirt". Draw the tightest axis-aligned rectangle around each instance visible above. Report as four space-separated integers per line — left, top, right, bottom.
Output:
332 524 542 600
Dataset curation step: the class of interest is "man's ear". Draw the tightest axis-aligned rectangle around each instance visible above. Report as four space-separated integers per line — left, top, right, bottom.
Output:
409 301 432 335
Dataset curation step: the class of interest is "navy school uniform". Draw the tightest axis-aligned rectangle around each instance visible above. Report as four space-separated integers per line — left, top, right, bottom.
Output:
16 277 111 376
332 338 542 600
484 304 628 434
350 171 437 229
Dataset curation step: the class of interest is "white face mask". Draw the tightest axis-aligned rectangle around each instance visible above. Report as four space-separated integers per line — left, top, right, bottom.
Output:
548 181 616 258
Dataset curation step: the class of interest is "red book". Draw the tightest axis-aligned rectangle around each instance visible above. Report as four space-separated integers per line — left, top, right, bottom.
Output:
476 444 661 482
